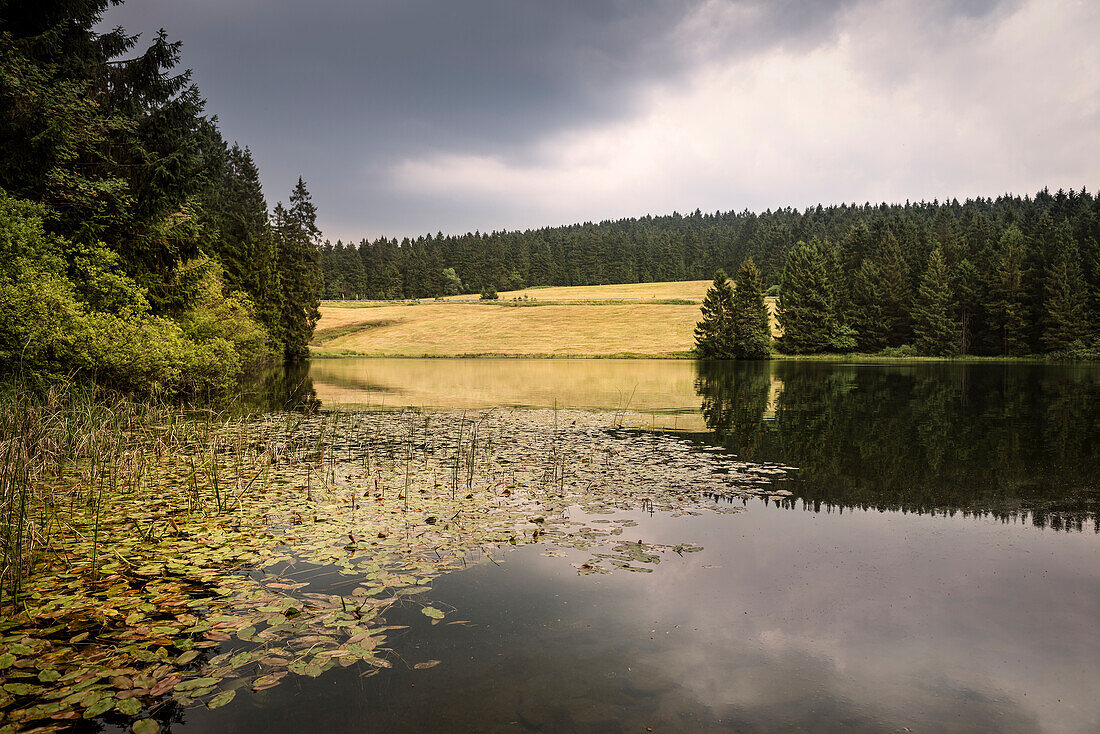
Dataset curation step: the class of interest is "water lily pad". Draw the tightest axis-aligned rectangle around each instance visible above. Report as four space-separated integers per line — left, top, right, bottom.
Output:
207 689 236 709
133 718 160 734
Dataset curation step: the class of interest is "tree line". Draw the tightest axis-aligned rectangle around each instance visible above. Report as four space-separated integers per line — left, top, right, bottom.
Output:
0 0 323 395
774 215 1095 356
322 189 1099 356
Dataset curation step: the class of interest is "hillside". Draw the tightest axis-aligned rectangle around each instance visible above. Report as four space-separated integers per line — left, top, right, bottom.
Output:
313 281 778 358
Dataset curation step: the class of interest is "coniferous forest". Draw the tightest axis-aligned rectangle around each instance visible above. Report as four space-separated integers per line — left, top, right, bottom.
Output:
0 1 323 395
323 190 1100 357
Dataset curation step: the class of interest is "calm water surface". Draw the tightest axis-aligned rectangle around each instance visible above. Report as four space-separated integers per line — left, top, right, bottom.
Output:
206 359 1100 733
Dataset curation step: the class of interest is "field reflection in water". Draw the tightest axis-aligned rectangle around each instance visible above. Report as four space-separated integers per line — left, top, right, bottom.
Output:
191 358 1100 733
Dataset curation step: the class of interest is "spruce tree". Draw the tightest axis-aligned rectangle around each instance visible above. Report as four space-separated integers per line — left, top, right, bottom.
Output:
953 258 982 355
850 260 887 352
208 143 282 340
913 246 958 356
989 226 1030 356
730 260 772 359
694 270 735 359
1043 237 1089 350
875 230 913 346
275 178 324 360
777 241 836 354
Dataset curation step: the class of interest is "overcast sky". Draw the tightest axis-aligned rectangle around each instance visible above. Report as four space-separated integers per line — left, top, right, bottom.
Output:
100 0 1100 242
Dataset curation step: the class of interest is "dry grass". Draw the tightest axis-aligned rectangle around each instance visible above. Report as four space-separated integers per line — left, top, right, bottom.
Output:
314 302 700 357
315 281 777 358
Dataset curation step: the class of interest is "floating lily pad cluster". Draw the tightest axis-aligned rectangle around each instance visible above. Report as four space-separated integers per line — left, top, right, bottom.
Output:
0 406 786 732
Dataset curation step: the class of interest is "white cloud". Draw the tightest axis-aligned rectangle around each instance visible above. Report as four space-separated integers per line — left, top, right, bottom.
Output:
390 0 1100 229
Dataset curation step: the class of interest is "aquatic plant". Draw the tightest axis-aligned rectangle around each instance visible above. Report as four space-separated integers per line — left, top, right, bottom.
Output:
0 391 785 731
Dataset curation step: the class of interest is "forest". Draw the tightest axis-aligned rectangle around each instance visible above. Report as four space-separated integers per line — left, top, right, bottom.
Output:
322 189 1100 357
0 0 324 395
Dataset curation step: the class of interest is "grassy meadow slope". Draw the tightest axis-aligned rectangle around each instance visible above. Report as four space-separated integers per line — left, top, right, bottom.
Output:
445 280 713 301
313 281 778 358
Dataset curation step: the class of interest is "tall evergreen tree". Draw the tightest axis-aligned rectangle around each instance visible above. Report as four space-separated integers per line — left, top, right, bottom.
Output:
275 178 323 360
204 143 283 338
953 258 982 355
913 246 958 356
0 1 209 305
989 226 1030 356
1042 238 1090 351
850 260 887 352
777 241 836 354
694 270 735 359
730 259 771 359
875 230 913 346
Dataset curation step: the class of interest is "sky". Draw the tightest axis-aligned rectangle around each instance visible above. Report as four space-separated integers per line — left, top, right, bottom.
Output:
100 0 1100 243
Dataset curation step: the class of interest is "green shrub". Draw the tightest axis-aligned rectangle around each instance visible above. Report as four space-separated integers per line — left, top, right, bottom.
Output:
0 189 274 397
879 344 919 357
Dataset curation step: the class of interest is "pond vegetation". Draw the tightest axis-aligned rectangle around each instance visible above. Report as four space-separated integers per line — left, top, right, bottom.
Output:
0 384 787 732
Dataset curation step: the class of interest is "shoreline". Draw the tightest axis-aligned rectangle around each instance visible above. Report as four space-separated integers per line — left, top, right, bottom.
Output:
309 349 1083 364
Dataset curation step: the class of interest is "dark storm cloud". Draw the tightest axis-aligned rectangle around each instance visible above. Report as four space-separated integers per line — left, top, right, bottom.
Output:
99 0 1022 239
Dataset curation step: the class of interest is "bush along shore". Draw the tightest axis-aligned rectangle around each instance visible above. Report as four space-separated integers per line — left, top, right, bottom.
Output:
0 385 788 732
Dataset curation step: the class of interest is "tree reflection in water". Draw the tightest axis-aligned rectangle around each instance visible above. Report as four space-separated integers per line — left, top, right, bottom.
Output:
694 360 1100 531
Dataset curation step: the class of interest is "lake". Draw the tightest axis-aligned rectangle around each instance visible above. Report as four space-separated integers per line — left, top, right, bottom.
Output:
172 360 1100 732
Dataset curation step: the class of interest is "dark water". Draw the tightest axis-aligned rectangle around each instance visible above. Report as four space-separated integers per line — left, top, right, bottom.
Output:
184 360 1100 733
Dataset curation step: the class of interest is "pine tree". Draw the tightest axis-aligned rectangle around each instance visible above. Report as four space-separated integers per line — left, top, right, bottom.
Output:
694 270 735 359
876 230 913 346
730 260 772 359
953 258 982 355
913 246 958 356
1043 237 1089 351
206 143 283 339
777 241 836 354
850 260 887 352
989 226 1030 356
276 178 323 360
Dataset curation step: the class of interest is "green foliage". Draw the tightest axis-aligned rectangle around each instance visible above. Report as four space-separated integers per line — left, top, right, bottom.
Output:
913 246 959 356
850 260 887 352
0 6 209 290
730 260 771 359
777 241 837 354
953 258 983 355
694 270 735 359
274 180 324 361
323 187 1100 360
0 189 270 396
479 286 499 300
1042 238 1090 351
0 2 331 395
989 227 1031 356
0 195 83 380
875 231 913 346
878 344 919 357
442 267 464 296
203 140 283 339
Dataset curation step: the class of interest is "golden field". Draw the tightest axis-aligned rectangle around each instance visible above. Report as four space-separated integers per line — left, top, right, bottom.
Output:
445 280 712 301
314 281 777 358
